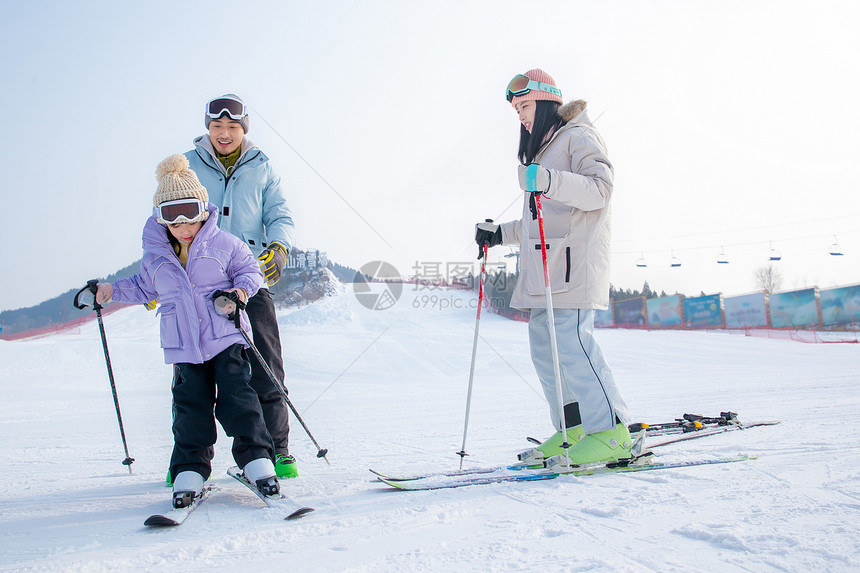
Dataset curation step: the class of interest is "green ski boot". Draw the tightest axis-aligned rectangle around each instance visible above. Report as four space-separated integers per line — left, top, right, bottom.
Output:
517 426 585 465
275 454 298 479
546 422 633 470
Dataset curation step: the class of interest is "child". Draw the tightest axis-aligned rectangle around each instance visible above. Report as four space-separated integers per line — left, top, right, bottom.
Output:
95 154 279 507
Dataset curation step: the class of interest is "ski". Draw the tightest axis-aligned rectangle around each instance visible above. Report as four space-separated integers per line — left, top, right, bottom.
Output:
378 454 757 491
371 414 779 482
144 485 217 527
646 419 780 448
226 466 314 520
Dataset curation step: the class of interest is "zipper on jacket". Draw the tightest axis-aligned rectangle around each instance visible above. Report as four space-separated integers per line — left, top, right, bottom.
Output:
565 247 571 282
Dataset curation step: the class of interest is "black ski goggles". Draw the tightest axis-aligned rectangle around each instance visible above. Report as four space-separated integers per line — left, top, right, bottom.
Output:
205 96 247 120
505 74 563 103
157 199 207 224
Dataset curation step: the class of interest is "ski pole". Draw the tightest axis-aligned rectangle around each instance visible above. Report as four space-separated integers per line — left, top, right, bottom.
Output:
456 239 489 468
533 192 572 469
212 290 330 464
73 280 135 474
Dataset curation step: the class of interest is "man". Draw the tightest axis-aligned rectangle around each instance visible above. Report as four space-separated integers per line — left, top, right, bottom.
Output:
181 93 297 479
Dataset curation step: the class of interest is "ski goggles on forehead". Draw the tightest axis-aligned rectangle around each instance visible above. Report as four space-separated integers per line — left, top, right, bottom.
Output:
157 199 207 224
505 74 563 103
205 97 247 120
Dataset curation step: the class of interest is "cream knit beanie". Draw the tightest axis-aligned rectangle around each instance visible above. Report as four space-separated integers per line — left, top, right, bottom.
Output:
153 154 209 207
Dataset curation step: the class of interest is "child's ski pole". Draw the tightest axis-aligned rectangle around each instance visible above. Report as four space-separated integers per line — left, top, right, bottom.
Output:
73 279 135 474
212 290 330 464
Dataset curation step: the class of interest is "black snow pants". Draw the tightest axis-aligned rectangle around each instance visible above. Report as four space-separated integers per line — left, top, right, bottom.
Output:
170 344 274 479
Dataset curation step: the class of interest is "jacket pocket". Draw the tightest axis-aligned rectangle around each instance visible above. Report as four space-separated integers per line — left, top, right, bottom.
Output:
156 304 182 349
206 302 237 340
241 232 266 251
524 236 572 296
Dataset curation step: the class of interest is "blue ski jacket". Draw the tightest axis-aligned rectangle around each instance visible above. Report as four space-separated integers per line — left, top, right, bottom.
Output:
185 136 294 258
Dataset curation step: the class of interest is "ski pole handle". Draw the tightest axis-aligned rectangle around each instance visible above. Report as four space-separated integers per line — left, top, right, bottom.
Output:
73 279 102 311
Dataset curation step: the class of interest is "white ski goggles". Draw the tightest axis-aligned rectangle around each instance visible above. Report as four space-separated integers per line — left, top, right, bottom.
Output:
157 199 207 224
205 96 247 120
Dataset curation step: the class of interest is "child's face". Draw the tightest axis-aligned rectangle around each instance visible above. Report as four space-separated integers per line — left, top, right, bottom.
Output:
168 221 203 244
208 118 244 156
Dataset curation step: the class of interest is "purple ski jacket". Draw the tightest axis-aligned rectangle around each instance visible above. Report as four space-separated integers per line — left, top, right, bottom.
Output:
110 205 263 365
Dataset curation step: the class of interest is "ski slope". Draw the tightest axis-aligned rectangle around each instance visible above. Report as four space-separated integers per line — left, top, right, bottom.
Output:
1 287 858 572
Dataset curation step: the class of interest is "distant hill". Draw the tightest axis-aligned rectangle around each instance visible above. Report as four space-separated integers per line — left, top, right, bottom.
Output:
0 249 360 338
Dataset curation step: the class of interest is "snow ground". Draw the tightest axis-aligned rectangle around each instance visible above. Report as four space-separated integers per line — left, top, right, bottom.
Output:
0 286 858 572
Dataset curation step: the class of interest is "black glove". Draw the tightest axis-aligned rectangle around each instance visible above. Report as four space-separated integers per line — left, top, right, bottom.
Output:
258 242 288 287
474 219 501 259
212 289 247 327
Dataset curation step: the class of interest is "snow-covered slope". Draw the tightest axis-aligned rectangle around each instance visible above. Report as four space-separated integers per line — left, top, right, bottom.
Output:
1 287 858 572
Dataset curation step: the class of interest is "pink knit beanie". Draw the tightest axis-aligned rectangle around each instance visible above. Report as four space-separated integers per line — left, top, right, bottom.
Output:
509 69 564 108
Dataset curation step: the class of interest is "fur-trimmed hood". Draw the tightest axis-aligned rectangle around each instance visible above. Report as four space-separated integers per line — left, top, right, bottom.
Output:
559 99 588 123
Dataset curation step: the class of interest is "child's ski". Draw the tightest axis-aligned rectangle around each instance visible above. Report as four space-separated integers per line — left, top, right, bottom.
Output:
226 466 314 520
144 485 217 527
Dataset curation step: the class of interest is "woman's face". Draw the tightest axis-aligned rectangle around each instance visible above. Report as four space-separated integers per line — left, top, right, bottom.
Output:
515 100 536 133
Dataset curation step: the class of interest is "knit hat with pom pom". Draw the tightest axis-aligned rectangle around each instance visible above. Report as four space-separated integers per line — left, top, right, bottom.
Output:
153 154 210 220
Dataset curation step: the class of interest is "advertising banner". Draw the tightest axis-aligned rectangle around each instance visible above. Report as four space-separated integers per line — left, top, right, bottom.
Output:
594 308 614 327
647 295 684 329
819 284 860 327
724 292 768 328
683 294 724 328
613 297 647 327
769 288 819 328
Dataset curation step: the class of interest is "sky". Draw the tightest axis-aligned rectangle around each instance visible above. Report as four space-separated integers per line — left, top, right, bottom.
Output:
1 0 859 312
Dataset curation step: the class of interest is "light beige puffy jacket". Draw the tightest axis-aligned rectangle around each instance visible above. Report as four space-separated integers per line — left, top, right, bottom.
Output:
500 100 613 311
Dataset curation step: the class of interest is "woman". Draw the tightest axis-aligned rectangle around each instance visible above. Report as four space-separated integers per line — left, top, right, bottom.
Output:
475 69 632 467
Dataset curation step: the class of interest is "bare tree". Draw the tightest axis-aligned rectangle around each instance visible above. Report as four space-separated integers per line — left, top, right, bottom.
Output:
753 264 784 293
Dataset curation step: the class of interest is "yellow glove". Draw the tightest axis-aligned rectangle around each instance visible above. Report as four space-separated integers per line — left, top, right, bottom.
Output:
257 242 288 287
144 300 157 311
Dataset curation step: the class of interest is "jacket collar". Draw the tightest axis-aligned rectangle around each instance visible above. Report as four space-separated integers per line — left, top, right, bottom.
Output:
536 100 592 157
193 135 262 174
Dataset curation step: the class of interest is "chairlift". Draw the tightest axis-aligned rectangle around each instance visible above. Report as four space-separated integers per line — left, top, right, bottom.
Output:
635 252 647 268
716 247 729 264
768 241 781 261
829 235 844 256
669 251 682 268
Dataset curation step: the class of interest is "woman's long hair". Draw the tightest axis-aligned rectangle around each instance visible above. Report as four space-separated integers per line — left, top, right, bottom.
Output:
517 100 564 165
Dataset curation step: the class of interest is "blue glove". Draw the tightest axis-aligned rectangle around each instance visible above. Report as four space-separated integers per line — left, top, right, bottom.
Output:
517 163 550 194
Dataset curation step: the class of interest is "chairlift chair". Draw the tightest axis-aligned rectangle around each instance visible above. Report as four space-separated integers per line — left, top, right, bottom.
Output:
768 241 781 261
716 247 729 264
635 252 647 268
829 235 844 256
669 251 682 268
